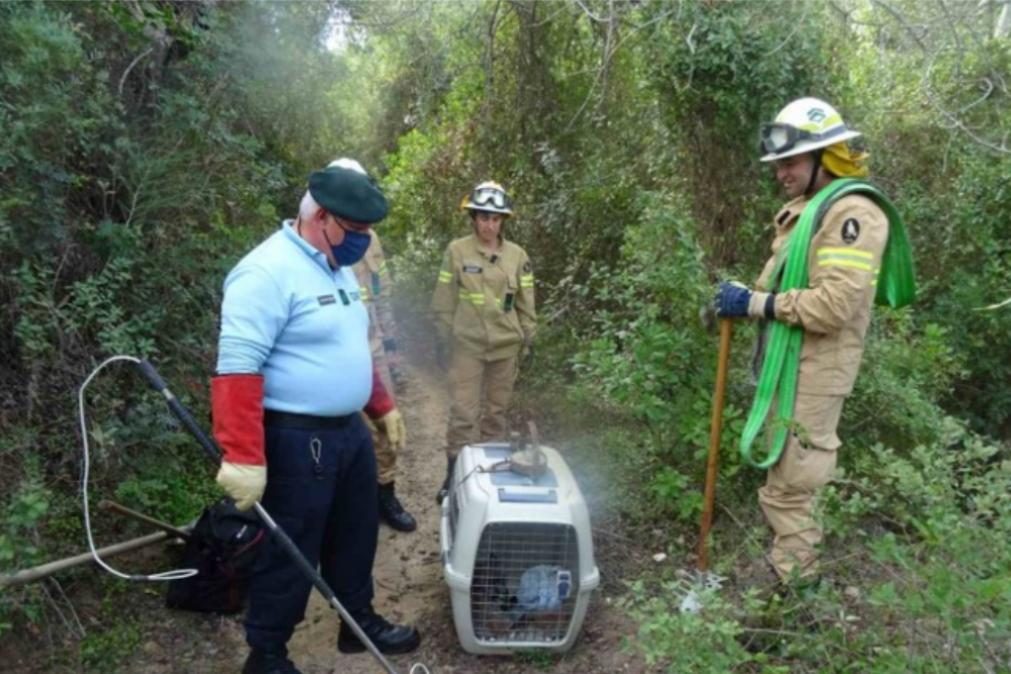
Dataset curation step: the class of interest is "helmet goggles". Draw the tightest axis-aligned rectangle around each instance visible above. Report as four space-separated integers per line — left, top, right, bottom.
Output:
759 123 849 157
470 186 511 211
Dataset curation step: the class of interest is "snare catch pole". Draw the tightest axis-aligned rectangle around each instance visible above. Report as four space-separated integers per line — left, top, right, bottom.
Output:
134 359 411 674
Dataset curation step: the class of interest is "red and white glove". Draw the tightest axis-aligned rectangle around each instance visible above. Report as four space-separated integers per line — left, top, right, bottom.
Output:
211 374 266 511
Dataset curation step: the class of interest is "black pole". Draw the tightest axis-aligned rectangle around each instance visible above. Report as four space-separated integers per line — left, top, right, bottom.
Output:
135 359 402 674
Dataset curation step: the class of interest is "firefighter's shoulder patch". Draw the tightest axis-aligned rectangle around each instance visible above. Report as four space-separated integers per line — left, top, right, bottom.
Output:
841 218 860 244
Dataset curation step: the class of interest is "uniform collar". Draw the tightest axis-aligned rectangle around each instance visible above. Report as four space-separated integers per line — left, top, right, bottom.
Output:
773 196 809 233
467 233 506 259
281 219 334 274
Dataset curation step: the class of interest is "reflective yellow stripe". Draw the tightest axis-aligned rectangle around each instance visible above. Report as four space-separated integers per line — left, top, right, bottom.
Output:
379 261 388 274
438 270 452 283
458 290 485 305
520 274 534 288
817 247 875 272
816 247 873 260
817 258 874 272
359 286 370 300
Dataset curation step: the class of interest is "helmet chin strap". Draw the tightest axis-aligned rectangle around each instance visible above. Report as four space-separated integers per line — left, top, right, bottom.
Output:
804 149 825 196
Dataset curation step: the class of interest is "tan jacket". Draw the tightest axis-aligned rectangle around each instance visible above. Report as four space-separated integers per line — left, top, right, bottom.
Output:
752 192 889 396
352 231 397 356
431 234 536 360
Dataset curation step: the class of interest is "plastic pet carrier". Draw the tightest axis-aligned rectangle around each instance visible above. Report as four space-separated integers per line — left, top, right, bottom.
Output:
440 441 599 654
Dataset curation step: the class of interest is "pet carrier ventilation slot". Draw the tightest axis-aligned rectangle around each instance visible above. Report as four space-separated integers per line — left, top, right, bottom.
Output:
440 442 599 654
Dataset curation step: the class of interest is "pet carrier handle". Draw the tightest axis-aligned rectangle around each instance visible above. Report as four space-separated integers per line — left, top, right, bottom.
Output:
136 359 222 464
497 488 557 503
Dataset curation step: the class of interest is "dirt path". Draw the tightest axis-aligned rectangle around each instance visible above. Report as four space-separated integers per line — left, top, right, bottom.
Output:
110 351 653 674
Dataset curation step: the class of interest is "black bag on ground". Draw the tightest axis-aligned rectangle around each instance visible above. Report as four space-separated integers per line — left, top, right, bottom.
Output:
166 497 265 614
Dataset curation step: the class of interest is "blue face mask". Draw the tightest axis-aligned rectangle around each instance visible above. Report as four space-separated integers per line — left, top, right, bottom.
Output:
329 229 371 267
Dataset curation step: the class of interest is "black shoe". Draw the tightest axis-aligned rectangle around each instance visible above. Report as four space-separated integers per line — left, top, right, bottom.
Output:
435 455 457 504
338 608 421 655
242 649 302 674
378 482 417 532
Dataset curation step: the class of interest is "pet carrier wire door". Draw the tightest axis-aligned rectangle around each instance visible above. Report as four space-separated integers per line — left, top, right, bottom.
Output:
440 442 600 654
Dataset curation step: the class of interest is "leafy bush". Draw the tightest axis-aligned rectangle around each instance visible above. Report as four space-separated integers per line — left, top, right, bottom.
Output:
0 473 53 638
623 578 757 673
816 418 1011 671
842 312 966 451
0 477 52 574
0 2 325 652
623 419 1010 673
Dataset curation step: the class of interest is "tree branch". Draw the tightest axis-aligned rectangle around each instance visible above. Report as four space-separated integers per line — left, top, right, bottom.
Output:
118 47 153 99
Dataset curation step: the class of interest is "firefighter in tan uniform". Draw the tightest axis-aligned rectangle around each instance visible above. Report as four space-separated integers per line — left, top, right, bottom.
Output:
353 229 417 532
714 98 889 582
431 181 536 502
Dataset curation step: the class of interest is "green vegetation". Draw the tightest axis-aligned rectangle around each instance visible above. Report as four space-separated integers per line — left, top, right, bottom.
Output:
2 1 1008 671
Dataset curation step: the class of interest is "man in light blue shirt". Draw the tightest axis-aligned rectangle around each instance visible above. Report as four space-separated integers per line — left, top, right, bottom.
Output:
211 161 420 674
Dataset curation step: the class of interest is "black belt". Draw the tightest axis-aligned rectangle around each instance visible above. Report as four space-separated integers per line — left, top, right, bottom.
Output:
264 409 354 430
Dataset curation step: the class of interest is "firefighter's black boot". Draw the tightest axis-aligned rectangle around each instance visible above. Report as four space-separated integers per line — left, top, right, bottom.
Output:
378 482 416 532
435 455 457 504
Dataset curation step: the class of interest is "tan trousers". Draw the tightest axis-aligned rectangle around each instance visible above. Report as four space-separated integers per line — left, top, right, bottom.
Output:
758 393 845 580
364 348 398 486
446 348 519 458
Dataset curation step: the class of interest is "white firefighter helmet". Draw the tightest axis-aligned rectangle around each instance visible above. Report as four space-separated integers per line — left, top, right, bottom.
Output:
759 97 862 162
461 181 513 215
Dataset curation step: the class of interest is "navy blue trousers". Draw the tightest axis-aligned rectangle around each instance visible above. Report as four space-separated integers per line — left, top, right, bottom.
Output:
245 414 378 653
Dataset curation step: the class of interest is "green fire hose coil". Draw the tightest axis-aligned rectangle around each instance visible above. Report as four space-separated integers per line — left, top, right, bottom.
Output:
740 179 916 469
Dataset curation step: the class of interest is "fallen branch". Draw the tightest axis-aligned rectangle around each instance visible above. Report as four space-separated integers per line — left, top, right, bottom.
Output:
100 499 193 540
0 527 190 589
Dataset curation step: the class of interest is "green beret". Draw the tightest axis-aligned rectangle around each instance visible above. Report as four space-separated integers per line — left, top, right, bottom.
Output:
308 166 388 224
